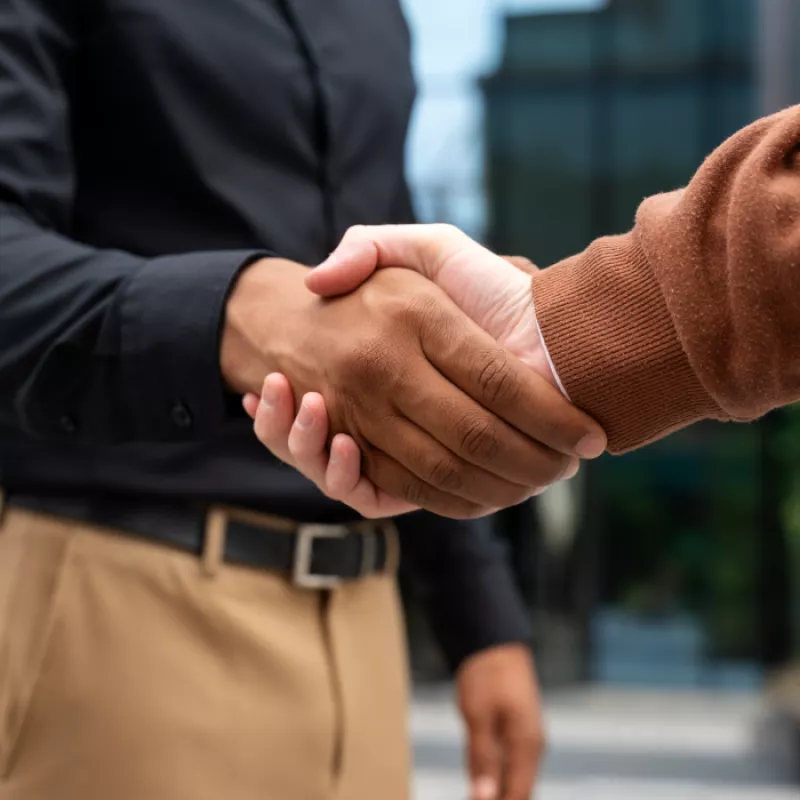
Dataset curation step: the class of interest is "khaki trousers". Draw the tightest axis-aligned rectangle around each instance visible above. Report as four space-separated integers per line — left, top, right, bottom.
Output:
0 508 410 800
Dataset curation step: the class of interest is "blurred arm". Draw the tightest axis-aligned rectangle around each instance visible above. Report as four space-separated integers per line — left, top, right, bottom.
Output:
397 512 532 672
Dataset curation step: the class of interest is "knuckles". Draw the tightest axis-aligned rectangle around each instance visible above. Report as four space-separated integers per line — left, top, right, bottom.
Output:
400 476 428 507
455 413 501 462
474 350 521 406
400 289 451 340
425 456 464 494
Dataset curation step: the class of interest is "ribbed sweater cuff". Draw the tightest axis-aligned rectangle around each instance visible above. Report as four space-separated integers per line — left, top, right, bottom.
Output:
530 231 722 453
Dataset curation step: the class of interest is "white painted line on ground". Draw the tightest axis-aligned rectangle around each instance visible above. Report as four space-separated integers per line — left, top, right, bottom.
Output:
414 772 800 800
412 704 758 757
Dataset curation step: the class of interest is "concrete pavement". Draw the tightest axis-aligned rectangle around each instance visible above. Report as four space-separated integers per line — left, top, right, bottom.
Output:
412 687 800 800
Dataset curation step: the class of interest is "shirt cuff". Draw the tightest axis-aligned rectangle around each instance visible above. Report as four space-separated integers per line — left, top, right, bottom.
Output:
119 250 267 441
531 297 570 400
426 560 533 673
530 231 722 453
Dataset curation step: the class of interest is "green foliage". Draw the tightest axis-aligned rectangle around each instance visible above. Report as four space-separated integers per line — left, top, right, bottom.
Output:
778 405 800 541
776 405 800 654
597 422 763 659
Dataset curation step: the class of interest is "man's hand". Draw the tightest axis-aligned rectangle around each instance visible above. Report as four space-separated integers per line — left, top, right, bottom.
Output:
243 373 580 518
305 225 563 392
224 258 603 518
457 645 545 800
243 374 420 518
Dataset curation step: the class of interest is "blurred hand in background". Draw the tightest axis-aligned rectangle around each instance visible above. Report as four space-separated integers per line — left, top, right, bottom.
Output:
457 644 545 800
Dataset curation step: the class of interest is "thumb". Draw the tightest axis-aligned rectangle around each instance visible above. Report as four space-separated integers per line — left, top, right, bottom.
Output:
466 714 501 800
306 232 379 297
306 223 465 297
308 224 534 347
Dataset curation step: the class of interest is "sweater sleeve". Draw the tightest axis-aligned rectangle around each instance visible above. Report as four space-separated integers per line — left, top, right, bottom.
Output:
530 106 800 453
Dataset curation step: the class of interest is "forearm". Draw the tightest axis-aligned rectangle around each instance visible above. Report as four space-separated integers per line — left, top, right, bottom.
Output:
219 258 311 395
398 513 532 672
532 106 800 452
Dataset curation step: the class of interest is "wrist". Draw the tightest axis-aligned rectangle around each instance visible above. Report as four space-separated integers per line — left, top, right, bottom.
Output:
528 306 563 394
504 298 560 393
220 257 310 394
458 642 532 676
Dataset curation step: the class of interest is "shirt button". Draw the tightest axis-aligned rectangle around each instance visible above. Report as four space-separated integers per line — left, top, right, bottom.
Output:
171 402 193 430
59 414 77 434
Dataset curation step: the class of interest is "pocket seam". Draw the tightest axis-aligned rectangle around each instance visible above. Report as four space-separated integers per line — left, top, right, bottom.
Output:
0 530 75 779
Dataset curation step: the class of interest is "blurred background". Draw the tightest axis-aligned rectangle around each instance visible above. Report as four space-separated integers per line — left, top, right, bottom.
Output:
398 0 800 797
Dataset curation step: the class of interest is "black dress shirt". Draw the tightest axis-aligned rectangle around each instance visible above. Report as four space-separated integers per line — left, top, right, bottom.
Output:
0 0 531 669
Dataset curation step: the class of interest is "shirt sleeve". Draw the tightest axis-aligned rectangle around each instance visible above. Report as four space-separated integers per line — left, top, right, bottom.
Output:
0 0 266 443
397 511 533 673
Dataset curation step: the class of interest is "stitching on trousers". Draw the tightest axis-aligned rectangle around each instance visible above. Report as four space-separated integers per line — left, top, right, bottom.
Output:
1 523 75 779
319 591 345 782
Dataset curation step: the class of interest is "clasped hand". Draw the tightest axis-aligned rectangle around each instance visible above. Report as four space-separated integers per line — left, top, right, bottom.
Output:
235 224 606 519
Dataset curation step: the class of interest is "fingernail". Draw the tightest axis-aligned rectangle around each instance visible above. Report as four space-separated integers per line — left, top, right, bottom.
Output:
261 378 278 410
471 776 498 800
575 434 605 459
296 400 314 429
564 459 580 480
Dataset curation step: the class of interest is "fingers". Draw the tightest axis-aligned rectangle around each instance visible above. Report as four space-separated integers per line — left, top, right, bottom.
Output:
310 225 607 466
382 327 583 487
325 435 417 519
564 458 580 480
307 223 464 296
250 353 582 520
309 227 539 353
363 413 536 509
420 305 606 459
284 399 418 517
248 375 419 519
325 434 362 497
246 373 297 463
395 367 574 488
466 715 502 800
290 403 533 519
306 234 378 296
242 392 259 418
286 392 331 485
362 447 494 519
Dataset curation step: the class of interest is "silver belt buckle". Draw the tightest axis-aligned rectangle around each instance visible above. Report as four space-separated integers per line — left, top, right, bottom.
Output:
293 524 349 589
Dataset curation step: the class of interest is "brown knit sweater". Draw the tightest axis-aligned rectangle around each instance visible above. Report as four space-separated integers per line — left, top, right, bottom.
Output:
530 106 800 454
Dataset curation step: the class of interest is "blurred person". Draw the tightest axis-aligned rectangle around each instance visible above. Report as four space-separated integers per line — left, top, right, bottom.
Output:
248 105 800 515
0 2 613 800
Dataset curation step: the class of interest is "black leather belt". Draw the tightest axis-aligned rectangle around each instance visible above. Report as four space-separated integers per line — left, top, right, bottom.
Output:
2 492 397 589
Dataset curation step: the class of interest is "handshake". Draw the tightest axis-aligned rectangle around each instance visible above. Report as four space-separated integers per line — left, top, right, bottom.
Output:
225 103 799 523
225 224 606 519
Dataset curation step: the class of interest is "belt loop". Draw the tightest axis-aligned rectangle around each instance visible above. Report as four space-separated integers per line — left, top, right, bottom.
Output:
382 520 400 575
202 508 228 578
359 529 377 578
